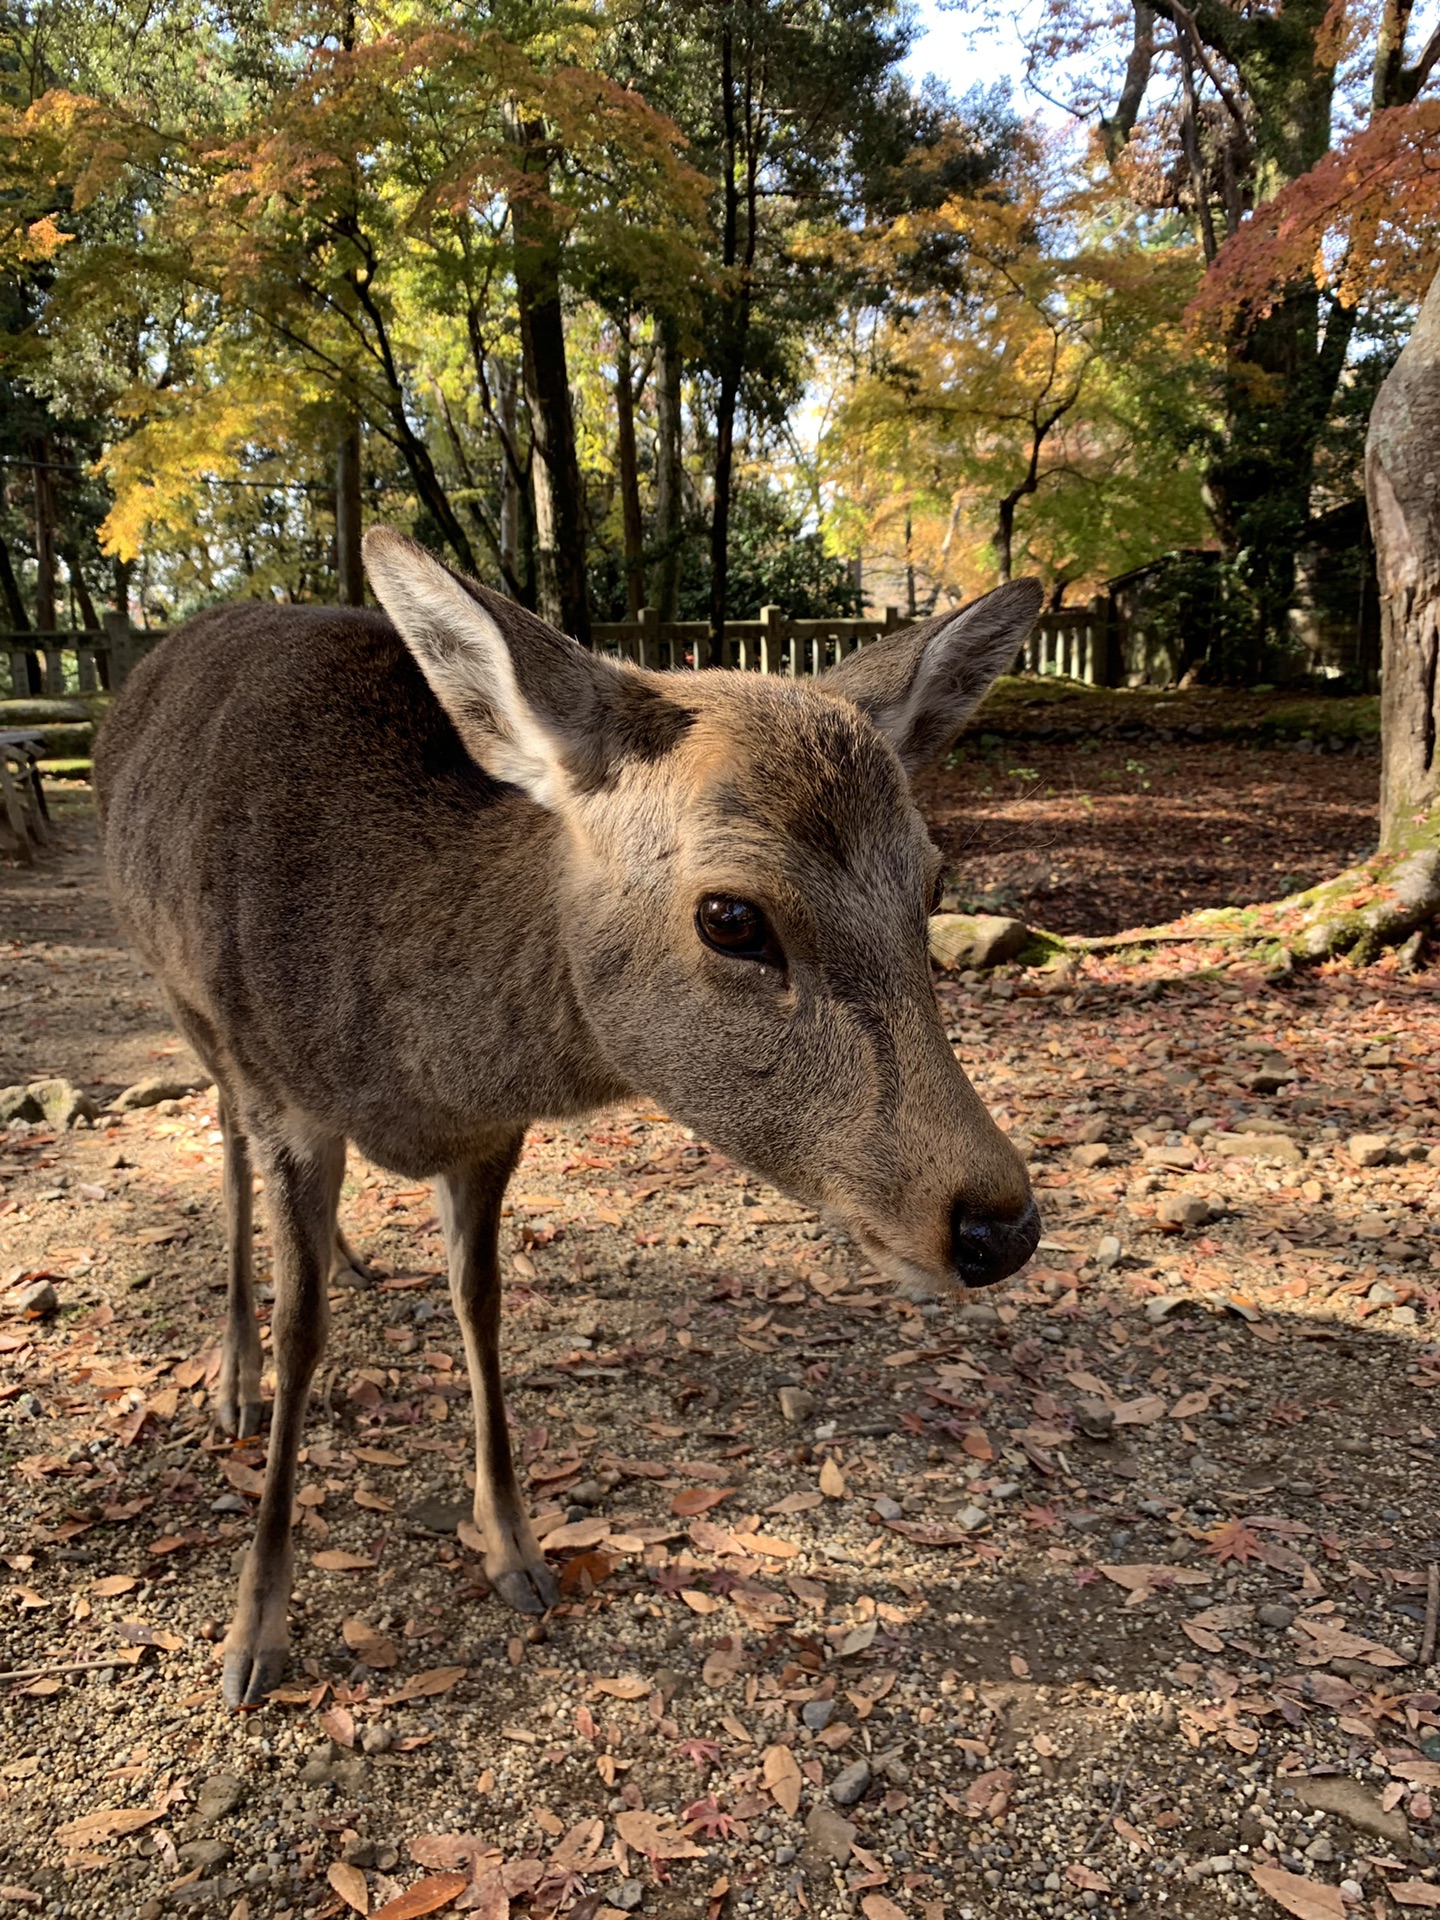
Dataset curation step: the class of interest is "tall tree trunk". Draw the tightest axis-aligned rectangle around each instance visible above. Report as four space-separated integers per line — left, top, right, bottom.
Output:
706 17 744 672
652 318 683 620
509 115 589 644
496 358 524 600
1368 265 1440 849
335 414 364 606
61 546 99 629
113 555 131 623
32 443 56 632
615 323 646 618
0 535 29 632
994 497 1015 584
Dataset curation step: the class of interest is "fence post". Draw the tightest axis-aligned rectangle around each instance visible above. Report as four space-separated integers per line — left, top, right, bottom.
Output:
103 611 133 687
759 606 786 676
883 605 901 633
42 642 65 697
637 607 658 673
7 647 28 698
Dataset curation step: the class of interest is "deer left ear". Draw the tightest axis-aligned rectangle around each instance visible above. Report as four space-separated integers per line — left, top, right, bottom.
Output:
823 580 1043 777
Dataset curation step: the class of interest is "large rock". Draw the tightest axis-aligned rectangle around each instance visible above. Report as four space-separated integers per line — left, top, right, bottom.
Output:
0 1086 44 1125
27 1079 97 1129
111 1074 208 1111
929 913 1030 971
804 1803 857 1865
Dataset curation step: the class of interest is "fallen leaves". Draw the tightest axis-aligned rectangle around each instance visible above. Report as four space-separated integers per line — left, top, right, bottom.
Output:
327 1860 370 1914
341 1616 399 1669
53 1804 166 1848
1250 1863 1345 1919
614 1809 707 1860
762 1743 803 1817
370 1874 469 1920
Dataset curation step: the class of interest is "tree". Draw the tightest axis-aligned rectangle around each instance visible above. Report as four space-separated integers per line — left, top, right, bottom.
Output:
1018 0 1440 667
821 138 1210 607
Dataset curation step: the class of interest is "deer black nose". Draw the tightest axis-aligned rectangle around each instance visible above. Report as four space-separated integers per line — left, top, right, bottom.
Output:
949 1197 1041 1288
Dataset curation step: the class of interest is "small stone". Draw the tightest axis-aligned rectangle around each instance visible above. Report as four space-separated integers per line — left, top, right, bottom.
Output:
360 1724 393 1754
1347 1133 1391 1167
610 1879 644 1912
568 1479 605 1507
195 1774 245 1823
777 1386 817 1426
954 1504 989 1532
341 1838 376 1867
1258 1604 1294 1629
1075 1398 1114 1441
1367 1282 1399 1306
1222 1131 1304 1165
1075 1116 1109 1145
298 1758 335 1785
110 1074 208 1111
871 1495 902 1522
15 1278 58 1317
27 1078 97 1129
1093 1235 1122 1271
333 1757 367 1791
829 1758 872 1808
1145 1143 1200 1171
774 1844 796 1865
1304 1836 1335 1863
1071 1143 1110 1169
991 1482 1021 1501
177 1840 233 1873
1156 1192 1212 1230
957 1301 999 1329
803 1698 836 1732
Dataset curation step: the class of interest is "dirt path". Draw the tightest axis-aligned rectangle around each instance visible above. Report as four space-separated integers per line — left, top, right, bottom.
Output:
1 785 1438 1920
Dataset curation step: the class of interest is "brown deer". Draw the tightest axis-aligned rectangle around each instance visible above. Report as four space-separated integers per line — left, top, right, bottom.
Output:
94 530 1041 1708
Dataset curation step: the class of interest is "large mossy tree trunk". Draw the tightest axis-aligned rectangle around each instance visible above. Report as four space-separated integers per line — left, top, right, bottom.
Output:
1368 265 1440 850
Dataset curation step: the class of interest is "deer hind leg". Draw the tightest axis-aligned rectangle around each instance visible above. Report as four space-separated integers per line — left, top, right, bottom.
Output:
439 1130 558 1616
330 1217 372 1288
222 1118 343 1709
214 1092 264 1439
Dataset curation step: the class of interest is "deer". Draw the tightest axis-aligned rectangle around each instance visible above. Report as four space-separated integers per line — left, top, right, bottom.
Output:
93 529 1042 1708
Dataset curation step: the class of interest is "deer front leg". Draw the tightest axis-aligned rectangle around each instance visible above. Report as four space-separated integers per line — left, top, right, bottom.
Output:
214 1093 263 1439
439 1132 559 1616
222 1123 343 1708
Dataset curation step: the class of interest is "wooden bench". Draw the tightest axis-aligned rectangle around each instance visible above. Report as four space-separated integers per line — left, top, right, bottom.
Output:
0 731 50 863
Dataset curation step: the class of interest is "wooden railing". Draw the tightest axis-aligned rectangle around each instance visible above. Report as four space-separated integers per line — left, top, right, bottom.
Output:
590 605 905 674
3 595 1122 702
3 614 168 699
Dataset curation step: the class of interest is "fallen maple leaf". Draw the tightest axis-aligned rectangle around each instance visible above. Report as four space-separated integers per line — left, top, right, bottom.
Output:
1202 1521 1265 1565
682 1794 737 1838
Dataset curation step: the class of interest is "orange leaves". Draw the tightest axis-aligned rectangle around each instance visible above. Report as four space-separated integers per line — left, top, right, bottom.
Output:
1201 1520 1265 1566
370 1874 469 1920
672 1486 735 1517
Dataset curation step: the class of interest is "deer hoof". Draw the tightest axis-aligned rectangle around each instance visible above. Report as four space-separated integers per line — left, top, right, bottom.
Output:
491 1564 559 1614
222 1643 287 1710
213 1389 265 1440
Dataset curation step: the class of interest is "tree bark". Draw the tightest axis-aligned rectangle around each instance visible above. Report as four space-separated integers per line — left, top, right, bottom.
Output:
61 546 99 629
32 443 56 632
1368 264 1440 849
0 534 29 632
509 116 589 644
653 317 684 620
615 322 646 618
335 414 364 606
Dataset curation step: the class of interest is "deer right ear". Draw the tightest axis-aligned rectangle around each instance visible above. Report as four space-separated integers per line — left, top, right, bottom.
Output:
823 580 1043 777
363 528 686 805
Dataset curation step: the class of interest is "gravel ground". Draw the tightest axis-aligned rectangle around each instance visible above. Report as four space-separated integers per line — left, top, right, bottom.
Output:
1 785 1438 1920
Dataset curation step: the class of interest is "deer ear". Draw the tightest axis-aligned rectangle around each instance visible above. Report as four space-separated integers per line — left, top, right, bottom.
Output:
823 581 1043 777
363 528 687 804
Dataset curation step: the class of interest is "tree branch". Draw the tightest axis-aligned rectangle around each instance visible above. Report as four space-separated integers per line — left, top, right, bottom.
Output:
1101 3 1157 159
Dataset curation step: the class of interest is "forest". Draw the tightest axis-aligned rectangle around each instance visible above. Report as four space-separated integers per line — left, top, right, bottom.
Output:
0 0 1432 681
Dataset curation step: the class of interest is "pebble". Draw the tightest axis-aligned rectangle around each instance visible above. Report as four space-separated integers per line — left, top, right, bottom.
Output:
1258 1604 1295 1629
611 1879 644 1911
16 1278 58 1316
1304 1836 1335 1862
957 1302 999 1330
1156 1192 1211 1230
803 1698 836 1731
360 1724 393 1754
777 1386 816 1426
830 1758 872 1807
1347 1132 1391 1167
954 1504 989 1532
195 1774 245 1822
1071 1143 1110 1168
1074 1397 1115 1440
1093 1235 1122 1270
177 1839 233 1872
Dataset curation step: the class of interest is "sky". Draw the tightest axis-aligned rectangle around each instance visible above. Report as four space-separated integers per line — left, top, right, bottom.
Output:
902 0 1033 99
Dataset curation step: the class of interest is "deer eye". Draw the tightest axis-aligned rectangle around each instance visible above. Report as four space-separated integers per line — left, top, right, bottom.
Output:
696 895 783 968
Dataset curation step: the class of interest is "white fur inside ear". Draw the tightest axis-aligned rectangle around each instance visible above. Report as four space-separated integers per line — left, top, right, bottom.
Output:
364 536 565 808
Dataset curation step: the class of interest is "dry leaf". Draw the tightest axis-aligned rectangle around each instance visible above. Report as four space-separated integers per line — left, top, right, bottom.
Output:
1391 1885 1440 1910
53 1805 165 1847
319 1706 356 1749
1111 1395 1167 1426
327 1861 370 1915
861 1899 907 1920
1250 1864 1345 1920
762 1744 803 1818
614 1811 706 1860
384 1667 467 1704
90 1575 138 1598
681 1589 720 1614
222 1461 265 1498
370 1874 469 1920
818 1458 846 1499
672 1488 735 1517
591 1676 649 1699
313 1550 376 1572
342 1617 399 1669
1066 1865 1111 1893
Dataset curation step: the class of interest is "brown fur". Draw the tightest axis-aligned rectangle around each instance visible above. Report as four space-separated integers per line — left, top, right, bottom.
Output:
94 534 1041 1706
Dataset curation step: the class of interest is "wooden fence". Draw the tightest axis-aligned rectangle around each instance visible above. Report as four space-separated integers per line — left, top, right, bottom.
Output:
2 596 1121 702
